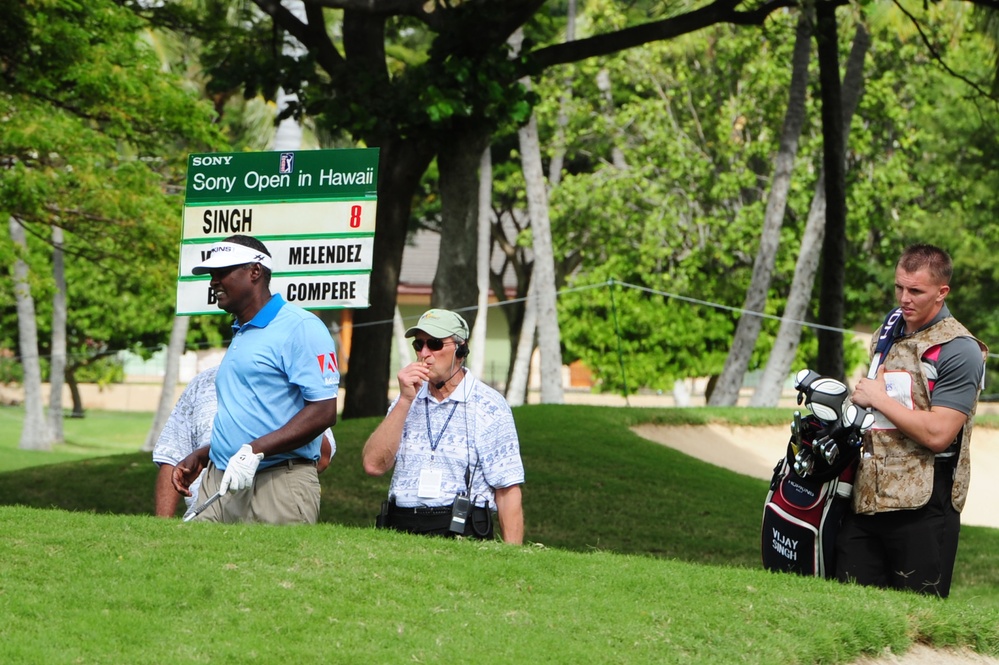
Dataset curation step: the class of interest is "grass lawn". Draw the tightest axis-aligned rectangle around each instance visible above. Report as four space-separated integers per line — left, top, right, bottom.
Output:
0 405 154 472
1 403 998 663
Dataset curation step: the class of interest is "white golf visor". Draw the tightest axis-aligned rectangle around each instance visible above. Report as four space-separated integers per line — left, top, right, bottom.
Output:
192 242 274 275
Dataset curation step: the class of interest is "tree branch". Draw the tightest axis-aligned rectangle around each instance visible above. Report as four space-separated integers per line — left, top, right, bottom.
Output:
304 0 545 38
482 0 548 54
254 0 346 74
303 1 346 74
303 0 431 17
43 205 122 226
12 215 119 267
526 0 810 73
960 0 999 10
892 0 997 101
343 10 390 88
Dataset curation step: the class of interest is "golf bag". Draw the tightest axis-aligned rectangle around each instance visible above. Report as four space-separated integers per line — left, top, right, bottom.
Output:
761 369 873 578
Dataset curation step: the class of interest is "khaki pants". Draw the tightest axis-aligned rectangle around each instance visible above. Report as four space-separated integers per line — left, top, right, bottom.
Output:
193 460 321 525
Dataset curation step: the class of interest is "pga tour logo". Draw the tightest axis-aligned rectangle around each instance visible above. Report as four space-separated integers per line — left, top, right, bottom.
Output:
280 152 295 174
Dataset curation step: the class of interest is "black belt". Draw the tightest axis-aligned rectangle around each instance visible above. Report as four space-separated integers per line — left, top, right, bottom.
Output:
388 503 453 516
378 499 493 539
260 457 317 471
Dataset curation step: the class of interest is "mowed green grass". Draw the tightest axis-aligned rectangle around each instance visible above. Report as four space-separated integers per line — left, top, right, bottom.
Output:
1 404 999 664
0 406 155 471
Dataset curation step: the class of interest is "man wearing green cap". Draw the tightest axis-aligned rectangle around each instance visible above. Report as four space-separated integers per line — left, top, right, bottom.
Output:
362 308 525 544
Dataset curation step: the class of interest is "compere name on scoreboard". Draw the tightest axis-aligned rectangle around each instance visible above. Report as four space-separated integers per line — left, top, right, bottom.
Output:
207 280 359 305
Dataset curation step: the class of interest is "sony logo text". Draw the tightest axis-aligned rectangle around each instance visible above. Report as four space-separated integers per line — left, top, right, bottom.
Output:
191 156 234 166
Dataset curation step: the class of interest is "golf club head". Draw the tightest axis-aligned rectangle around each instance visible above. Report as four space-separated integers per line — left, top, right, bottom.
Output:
793 369 822 405
793 449 814 477
817 437 839 465
842 403 876 434
804 378 848 424
793 369 848 424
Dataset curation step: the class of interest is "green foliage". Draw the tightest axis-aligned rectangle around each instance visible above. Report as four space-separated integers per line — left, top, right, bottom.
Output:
0 0 220 153
825 8 999 393
67 355 125 385
504 6 999 391
559 279 734 391
528 16 812 389
172 1 540 143
8 0 998 397
0 0 226 388
415 51 537 129
0 355 22 384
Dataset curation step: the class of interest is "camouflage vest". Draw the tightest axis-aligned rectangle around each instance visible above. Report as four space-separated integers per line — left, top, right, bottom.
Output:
853 316 986 515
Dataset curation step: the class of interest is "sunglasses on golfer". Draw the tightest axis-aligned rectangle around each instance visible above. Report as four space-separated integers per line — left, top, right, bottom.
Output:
412 338 452 352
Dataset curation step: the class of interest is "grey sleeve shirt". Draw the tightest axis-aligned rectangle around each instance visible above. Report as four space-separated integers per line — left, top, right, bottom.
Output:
928 336 984 416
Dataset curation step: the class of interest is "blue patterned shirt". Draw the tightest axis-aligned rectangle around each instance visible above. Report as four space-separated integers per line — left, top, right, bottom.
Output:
387 370 525 510
152 365 219 506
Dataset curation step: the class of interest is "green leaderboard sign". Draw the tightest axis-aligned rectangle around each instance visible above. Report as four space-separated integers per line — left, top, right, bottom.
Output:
176 148 379 315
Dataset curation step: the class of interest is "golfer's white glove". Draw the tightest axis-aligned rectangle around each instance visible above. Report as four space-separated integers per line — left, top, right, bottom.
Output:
219 444 264 495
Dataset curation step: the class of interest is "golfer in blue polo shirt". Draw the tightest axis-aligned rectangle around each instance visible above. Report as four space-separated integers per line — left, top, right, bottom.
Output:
172 234 339 524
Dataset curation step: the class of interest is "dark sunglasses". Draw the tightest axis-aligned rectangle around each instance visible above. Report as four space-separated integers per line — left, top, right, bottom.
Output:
412 338 450 352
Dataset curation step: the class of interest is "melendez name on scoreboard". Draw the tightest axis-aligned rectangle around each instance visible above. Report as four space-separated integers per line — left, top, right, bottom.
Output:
175 148 380 315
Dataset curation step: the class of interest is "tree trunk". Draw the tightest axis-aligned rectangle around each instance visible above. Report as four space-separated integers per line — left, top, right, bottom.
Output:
507 20 565 405
272 4 305 153
342 137 435 419
596 68 628 170
49 225 67 442
431 120 490 328
9 216 50 451
708 9 813 406
750 179 827 405
506 277 538 407
815 0 847 382
497 214 531 391
470 146 493 378
518 97 564 404
142 315 190 452
548 0 576 187
752 23 871 405
66 365 85 417
392 306 413 370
